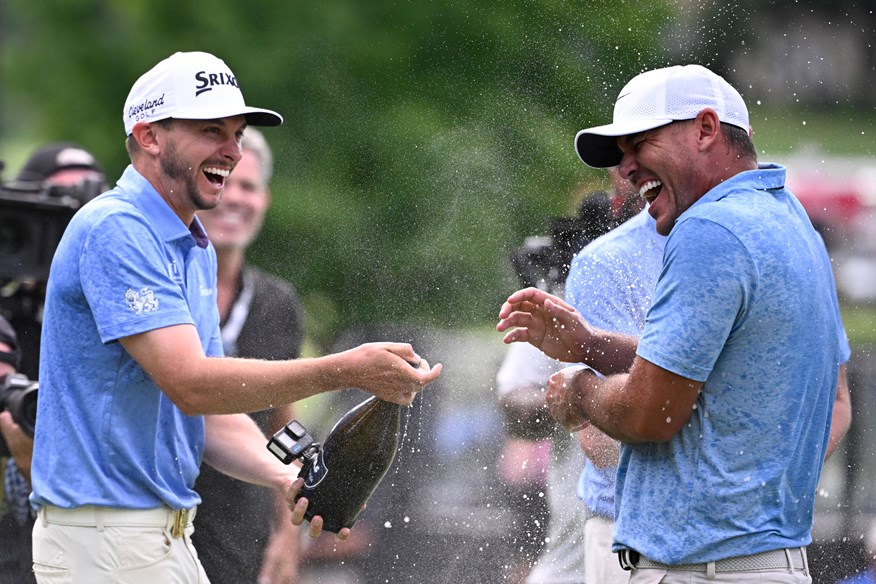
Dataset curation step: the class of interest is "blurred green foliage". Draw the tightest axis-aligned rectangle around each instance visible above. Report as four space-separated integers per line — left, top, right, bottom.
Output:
2 1 871 350
0 0 680 347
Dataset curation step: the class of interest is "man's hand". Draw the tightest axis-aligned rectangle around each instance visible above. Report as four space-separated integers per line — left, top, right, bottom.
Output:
0 411 33 482
497 287 593 363
333 343 443 406
285 478 351 541
545 366 597 431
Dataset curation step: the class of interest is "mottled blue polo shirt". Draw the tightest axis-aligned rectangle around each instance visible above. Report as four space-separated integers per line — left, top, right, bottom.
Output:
31 165 223 511
613 164 850 564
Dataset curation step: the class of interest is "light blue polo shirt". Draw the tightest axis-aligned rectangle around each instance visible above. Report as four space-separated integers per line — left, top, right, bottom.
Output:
613 164 850 564
564 208 665 519
31 165 223 511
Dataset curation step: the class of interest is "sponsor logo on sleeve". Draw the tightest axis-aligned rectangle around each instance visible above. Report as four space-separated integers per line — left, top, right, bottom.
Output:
125 287 160 314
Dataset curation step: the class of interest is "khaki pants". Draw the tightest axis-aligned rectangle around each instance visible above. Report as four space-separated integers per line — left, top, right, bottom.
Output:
584 516 630 584
32 505 210 584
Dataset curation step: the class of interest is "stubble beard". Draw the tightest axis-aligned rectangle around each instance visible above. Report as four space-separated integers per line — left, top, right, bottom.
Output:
160 140 220 211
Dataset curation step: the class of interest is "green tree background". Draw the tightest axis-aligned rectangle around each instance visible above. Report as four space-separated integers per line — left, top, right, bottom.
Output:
1 1 871 349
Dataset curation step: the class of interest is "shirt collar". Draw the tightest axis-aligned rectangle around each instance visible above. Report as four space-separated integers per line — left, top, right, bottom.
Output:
117 165 209 249
694 163 787 207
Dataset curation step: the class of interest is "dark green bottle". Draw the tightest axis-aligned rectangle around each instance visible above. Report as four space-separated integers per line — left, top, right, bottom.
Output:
269 396 401 533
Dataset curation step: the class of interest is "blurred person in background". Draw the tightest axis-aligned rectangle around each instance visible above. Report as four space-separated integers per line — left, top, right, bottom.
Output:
496 342 585 584
0 315 35 584
564 169 664 584
0 143 106 584
194 127 304 584
497 175 639 584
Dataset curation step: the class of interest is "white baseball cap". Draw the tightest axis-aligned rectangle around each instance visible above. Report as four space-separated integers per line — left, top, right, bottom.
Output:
122 51 283 136
574 64 749 168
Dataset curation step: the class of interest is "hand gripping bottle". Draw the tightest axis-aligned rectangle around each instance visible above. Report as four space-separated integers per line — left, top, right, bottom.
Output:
268 396 401 533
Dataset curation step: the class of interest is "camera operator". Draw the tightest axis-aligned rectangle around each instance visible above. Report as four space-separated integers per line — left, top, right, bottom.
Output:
0 314 37 583
3 142 107 380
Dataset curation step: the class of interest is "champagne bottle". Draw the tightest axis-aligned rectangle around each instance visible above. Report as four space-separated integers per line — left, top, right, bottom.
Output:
268 395 401 533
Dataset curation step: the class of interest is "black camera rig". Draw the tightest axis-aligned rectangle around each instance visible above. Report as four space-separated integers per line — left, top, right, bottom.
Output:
0 162 102 320
508 190 618 293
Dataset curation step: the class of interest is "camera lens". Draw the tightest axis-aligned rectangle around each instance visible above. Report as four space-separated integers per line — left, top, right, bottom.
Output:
0 216 28 256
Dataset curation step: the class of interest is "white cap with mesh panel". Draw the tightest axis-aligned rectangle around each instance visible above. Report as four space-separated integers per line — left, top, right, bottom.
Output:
123 51 283 136
574 64 749 168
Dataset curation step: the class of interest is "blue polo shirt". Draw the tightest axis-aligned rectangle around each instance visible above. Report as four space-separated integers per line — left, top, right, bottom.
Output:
564 208 665 519
31 165 223 511
613 164 850 564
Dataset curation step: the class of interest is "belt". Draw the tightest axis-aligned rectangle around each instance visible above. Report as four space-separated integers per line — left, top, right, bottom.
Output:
618 547 808 574
40 505 197 538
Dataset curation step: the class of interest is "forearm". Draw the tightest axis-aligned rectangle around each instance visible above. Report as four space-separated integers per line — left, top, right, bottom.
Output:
575 424 620 468
203 413 299 491
571 372 647 443
121 326 436 415
185 355 341 415
825 364 851 459
578 329 639 375
550 358 702 444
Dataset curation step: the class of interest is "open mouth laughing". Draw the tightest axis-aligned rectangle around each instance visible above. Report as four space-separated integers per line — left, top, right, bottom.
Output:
203 166 230 188
639 179 662 204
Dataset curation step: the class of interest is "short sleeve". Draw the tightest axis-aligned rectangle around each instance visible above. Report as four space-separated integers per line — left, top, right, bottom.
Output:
81 212 194 343
637 218 755 382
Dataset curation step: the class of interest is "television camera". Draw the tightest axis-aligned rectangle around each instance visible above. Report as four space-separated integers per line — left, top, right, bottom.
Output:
0 373 37 458
508 190 618 294
0 160 102 319
0 159 102 445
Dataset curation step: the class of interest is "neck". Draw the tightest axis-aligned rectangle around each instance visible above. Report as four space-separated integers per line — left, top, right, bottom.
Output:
134 160 196 226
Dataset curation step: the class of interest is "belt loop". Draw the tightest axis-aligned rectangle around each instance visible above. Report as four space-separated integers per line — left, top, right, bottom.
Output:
95 507 105 532
783 548 793 574
39 506 48 528
801 547 810 577
706 561 716 579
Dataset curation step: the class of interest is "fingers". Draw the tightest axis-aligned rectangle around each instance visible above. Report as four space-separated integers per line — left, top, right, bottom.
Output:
497 287 550 319
336 527 351 542
307 515 324 539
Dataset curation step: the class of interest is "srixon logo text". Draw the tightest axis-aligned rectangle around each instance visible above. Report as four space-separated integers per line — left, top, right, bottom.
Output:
194 71 239 96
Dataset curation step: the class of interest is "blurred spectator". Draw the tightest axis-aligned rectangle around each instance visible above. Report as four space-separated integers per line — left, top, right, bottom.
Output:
496 342 585 584
0 314 35 583
0 143 105 584
497 175 642 583
194 127 305 584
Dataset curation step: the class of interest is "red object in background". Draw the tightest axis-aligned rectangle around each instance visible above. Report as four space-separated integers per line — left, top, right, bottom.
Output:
788 173 866 227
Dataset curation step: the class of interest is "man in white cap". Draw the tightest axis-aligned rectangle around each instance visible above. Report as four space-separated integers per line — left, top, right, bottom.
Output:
497 64 849 583
29 51 442 583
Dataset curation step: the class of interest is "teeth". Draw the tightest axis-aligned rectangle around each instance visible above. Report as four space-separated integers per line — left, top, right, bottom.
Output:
203 167 230 177
639 180 662 199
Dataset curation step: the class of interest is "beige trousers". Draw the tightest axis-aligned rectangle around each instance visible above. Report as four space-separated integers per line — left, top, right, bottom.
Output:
32 505 210 584
584 516 631 584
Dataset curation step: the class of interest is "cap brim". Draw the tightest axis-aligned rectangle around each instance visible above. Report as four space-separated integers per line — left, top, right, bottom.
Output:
169 105 284 127
574 118 673 168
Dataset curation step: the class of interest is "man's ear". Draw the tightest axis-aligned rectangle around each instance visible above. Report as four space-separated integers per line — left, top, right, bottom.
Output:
130 122 162 156
693 108 721 150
